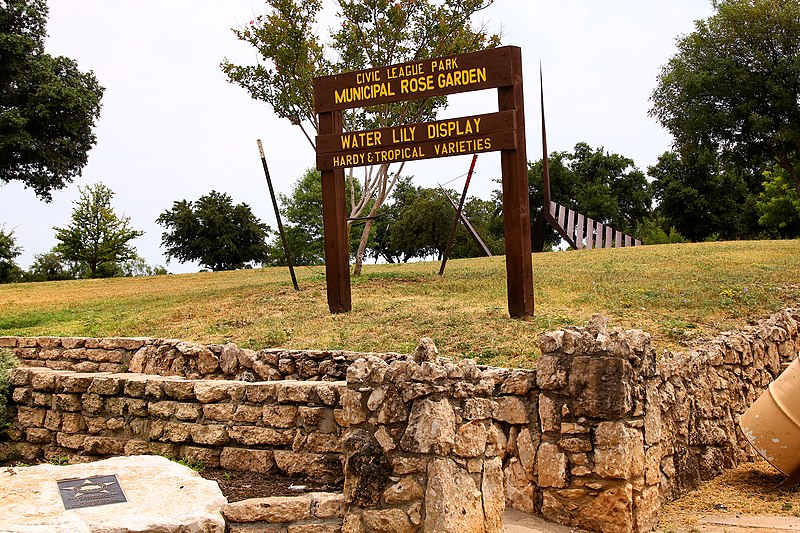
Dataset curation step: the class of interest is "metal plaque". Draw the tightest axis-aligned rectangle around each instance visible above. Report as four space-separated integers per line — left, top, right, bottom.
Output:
57 474 127 510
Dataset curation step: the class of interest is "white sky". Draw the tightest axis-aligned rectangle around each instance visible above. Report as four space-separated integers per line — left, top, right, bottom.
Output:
1 1 714 273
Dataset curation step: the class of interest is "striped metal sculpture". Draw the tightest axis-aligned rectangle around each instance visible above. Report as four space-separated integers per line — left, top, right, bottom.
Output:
533 70 641 252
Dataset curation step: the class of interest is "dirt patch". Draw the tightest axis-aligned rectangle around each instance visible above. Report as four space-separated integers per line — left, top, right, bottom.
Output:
660 460 800 530
199 467 343 502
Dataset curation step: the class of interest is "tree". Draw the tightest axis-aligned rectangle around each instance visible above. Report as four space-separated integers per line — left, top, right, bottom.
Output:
0 227 22 283
371 178 504 263
528 142 652 248
157 190 271 271
24 250 77 281
222 0 499 274
756 165 800 238
54 183 143 278
651 0 800 195
1 0 104 201
647 149 755 241
266 168 366 266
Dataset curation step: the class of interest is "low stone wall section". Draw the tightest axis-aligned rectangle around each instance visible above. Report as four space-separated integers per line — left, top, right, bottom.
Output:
0 335 405 382
7 368 346 482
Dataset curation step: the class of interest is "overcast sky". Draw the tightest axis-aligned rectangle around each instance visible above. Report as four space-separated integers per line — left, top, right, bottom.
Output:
2 1 715 273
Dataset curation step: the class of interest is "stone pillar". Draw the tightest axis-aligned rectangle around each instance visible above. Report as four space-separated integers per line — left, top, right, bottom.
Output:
338 356 507 533
536 317 659 533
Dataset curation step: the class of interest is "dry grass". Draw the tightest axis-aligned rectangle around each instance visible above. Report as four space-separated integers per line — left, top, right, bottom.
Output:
0 240 798 366
660 460 800 530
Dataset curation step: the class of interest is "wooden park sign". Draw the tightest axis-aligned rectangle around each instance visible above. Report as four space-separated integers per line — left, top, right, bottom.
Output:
313 46 534 318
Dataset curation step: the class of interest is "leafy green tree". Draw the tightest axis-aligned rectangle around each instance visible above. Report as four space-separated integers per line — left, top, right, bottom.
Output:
54 183 143 278
158 190 270 271
756 165 800 238
266 168 368 266
651 0 800 195
1 0 104 201
528 142 652 248
647 150 755 241
0 227 22 283
24 250 77 281
371 179 503 262
222 0 499 274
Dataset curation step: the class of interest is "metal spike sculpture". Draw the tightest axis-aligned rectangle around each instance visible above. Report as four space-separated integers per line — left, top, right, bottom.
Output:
533 68 641 252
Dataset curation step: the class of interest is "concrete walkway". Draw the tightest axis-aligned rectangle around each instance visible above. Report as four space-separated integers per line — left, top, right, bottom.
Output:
503 509 576 533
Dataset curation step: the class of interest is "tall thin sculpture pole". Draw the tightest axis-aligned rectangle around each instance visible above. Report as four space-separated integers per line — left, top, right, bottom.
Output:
439 154 479 276
257 139 299 291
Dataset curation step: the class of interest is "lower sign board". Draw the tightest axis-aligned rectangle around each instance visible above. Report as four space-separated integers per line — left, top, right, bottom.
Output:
315 110 516 170
57 474 127 510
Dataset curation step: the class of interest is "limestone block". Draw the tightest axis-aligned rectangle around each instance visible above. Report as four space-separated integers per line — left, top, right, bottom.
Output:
300 406 327 426
264 404 299 428
148 400 177 419
517 427 538 479
277 381 319 403
55 394 83 411
175 402 202 421
377 388 407 424
537 442 567 488
0 455 226 532
540 331 564 354
162 422 193 443
483 457 505 533
31 371 56 391
191 424 229 446
126 398 148 417
221 447 275 474
204 403 236 421
541 491 571 525
10 385 30 404
424 457 485 532
123 376 147 397
594 422 645 480
224 495 314 523
361 509 414 533
125 440 150 456
25 428 52 444
576 483 634 533
454 420 487 458
31 392 52 407
569 356 633 418
342 429 392 507
84 416 107 434
195 381 243 403
485 423 507 458
9 367 31 386
634 485 661 531
312 492 345 518
274 450 340 481
58 374 94 393
463 398 497 420
88 376 121 396
288 523 342 533
304 433 342 454
383 475 424 504
500 370 535 395
493 396 529 424
60 412 85 433
83 436 125 455
229 426 295 446
399 398 455 455
337 388 367 427
162 380 196 401
16 406 46 428
55 432 85 449
145 379 166 399
233 404 263 423
536 354 568 390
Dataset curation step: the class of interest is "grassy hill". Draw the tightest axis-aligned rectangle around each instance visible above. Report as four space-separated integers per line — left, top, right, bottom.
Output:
0 240 797 368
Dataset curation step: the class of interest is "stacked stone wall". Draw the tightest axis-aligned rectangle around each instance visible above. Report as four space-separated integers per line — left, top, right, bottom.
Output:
3 307 799 533
0 335 401 382
6 367 346 484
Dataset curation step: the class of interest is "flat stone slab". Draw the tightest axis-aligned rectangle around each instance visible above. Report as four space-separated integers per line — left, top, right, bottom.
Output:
0 455 227 532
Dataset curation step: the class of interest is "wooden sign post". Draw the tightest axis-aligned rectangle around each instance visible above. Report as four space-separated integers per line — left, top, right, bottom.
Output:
313 46 534 318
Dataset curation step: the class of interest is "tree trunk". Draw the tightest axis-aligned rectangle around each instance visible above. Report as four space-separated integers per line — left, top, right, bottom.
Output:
352 218 374 276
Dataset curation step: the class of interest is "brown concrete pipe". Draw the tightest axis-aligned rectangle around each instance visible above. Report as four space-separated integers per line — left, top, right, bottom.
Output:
739 357 800 478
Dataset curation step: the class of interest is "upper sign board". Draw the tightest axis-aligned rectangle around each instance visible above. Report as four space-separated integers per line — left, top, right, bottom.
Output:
313 47 516 113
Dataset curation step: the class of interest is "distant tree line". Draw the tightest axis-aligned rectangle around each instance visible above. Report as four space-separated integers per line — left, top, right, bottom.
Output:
1 0 798 284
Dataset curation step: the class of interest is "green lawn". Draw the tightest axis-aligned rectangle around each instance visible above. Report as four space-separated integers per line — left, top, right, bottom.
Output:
0 240 797 368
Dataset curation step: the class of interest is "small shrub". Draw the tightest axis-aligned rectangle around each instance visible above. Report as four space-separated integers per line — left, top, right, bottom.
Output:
0 348 19 438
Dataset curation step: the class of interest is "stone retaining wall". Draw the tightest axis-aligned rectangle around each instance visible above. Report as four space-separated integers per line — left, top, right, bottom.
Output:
3 307 799 532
